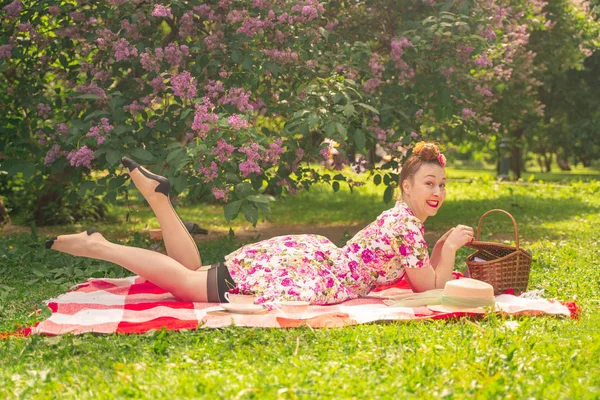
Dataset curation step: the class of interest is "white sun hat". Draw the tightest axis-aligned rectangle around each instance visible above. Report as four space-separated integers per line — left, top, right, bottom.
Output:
427 278 497 314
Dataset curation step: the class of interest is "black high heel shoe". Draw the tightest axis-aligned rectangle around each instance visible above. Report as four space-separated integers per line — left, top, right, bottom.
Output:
45 236 57 249
121 157 170 196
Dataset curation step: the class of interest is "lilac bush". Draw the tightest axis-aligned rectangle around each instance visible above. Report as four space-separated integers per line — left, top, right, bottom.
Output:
2 0 589 224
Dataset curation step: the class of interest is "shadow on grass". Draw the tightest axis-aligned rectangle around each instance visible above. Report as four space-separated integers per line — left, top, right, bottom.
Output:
430 194 597 241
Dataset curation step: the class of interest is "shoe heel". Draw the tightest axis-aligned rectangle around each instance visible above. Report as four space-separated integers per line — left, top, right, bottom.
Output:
45 237 57 249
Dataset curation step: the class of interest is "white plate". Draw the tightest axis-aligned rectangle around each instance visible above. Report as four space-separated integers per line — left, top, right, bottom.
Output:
221 303 266 314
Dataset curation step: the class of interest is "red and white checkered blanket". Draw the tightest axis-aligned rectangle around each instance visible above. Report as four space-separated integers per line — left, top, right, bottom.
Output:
24 276 574 336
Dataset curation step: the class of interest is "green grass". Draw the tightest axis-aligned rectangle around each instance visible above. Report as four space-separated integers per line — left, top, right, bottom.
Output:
1 171 599 398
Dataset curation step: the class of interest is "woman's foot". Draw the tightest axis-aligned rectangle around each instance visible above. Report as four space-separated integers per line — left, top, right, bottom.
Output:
122 157 170 200
45 230 107 258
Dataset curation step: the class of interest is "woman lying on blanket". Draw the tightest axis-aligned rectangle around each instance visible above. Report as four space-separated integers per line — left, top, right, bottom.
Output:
46 142 474 305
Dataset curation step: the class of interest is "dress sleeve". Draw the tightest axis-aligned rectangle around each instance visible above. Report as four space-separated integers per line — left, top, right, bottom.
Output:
392 215 431 269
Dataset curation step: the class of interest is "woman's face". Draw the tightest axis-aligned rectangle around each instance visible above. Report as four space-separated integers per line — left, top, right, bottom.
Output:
402 163 446 222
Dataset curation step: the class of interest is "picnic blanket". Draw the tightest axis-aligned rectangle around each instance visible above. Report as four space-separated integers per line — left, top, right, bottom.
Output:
21 275 575 336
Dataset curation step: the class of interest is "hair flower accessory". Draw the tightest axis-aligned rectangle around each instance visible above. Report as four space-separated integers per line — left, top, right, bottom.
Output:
437 153 447 167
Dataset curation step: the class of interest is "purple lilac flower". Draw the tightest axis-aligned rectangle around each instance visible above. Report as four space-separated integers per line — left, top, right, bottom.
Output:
67 146 95 169
152 5 173 19
199 161 219 183
239 160 262 177
227 114 249 130
462 108 476 119
164 42 189 66
0 45 13 59
170 71 197 99
113 38 138 62
55 122 69 136
266 139 285 164
211 139 235 162
220 87 253 112
474 54 493 67
140 50 162 73
2 0 22 19
44 145 62 165
263 48 298 64
37 103 52 119
123 101 145 116
75 83 107 100
239 143 260 160
70 11 85 22
212 187 229 202
150 76 166 94
192 101 218 138
363 78 381 94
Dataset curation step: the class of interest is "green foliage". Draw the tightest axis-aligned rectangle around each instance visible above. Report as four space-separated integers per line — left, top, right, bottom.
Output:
1 0 599 229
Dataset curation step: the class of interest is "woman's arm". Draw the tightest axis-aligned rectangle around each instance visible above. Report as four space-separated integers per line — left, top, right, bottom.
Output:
405 225 473 292
429 228 453 268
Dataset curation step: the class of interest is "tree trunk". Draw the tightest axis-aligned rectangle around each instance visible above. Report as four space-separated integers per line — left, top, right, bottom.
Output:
556 152 572 171
544 153 553 172
510 128 526 179
0 197 8 228
581 157 592 167
510 145 523 179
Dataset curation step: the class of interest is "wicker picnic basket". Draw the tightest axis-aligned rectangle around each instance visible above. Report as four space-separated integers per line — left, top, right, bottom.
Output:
465 209 532 295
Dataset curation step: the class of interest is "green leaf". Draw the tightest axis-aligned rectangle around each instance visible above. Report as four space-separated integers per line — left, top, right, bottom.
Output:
131 148 154 162
180 108 192 121
353 129 366 151
356 103 379 114
235 182 253 197
78 180 95 196
383 185 394 204
74 94 104 100
172 176 187 194
343 103 355 118
105 150 121 166
241 202 259 226
166 147 185 164
325 121 336 137
373 174 382 186
318 27 329 41
224 200 242 223
113 125 128 135
332 181 340 192
85 110 110 121
232 49 244 64
155 121 170 132
247 194 273 204
265 62 283 77
242 56 253 71
335 122 347 137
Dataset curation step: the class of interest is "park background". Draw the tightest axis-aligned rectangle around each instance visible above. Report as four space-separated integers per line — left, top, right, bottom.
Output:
1 0 599 398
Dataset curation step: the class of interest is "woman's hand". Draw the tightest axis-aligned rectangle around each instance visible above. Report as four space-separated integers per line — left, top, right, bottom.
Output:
443 225 474 252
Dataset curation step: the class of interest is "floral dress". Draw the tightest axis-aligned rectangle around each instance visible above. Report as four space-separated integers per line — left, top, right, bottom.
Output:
224 201 431 305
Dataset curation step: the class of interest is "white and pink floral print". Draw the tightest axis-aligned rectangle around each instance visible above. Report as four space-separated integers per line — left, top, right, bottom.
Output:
224 201 430 305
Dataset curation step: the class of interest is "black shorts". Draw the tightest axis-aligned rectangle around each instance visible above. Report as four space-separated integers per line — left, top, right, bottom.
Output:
206 262 235 303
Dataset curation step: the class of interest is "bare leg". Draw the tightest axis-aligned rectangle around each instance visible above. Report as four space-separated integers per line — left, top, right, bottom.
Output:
122 158 202 270
48 231 209 302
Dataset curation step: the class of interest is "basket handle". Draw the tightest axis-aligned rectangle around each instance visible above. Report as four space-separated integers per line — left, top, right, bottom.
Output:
475 209 520 249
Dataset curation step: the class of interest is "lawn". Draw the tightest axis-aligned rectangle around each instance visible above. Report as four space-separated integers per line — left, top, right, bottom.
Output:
1 169 599 399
